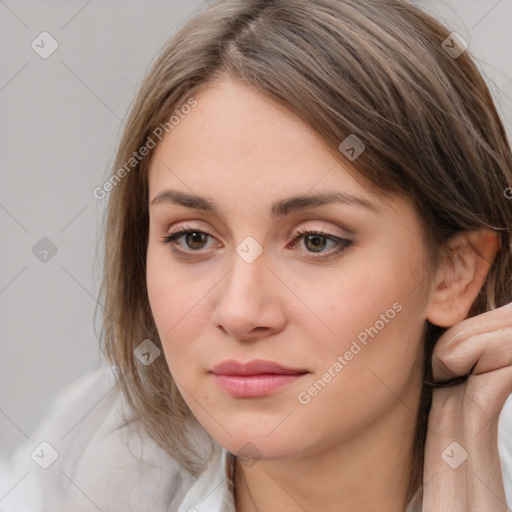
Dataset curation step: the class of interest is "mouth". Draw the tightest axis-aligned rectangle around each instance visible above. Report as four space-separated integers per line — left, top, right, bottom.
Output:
210 359 309 398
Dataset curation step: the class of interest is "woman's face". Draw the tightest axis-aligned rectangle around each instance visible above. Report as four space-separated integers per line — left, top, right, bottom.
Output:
146 77 433 460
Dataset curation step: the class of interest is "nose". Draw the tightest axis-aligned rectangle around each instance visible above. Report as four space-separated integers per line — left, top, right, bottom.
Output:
211 247 287 342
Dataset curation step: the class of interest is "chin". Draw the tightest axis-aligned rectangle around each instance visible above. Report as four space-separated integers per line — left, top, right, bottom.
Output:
207 425 303 461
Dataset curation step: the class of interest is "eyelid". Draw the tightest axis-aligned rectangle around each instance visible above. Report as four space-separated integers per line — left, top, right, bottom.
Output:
288 226 352 258
167 222 206 237
161 222 353 259
291 223 350 239
165 221 350 243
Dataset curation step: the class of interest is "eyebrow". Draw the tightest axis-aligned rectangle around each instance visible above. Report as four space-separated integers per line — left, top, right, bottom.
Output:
150 189 379 216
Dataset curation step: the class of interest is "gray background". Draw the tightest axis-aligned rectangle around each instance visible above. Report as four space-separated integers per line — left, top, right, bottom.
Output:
1 0 511 460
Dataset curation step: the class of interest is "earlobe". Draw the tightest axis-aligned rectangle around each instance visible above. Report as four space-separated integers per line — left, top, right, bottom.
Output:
426 231 501 327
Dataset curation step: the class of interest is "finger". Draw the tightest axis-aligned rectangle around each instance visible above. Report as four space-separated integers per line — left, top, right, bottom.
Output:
465 365 512 418
431 303 512 382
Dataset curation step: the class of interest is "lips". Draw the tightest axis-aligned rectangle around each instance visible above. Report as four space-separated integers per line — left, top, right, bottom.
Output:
210 359 308 398
210 359 308 376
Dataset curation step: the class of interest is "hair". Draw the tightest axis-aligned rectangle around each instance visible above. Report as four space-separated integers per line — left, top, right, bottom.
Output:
97 0 512 508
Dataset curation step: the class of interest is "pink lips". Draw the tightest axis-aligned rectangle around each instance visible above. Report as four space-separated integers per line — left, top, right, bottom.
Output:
210 359 308 398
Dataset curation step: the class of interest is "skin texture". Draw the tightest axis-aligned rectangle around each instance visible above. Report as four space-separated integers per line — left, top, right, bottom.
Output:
145 77 507 511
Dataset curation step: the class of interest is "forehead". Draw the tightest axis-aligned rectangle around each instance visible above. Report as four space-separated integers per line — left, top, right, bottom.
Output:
148 78 375 205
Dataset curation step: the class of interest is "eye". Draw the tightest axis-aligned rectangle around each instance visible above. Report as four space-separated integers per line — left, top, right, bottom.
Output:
288 226 353 258
160 224 217 253
160 224 353 259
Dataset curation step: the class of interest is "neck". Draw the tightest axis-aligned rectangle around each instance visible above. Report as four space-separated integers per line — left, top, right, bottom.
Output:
234 382 422 512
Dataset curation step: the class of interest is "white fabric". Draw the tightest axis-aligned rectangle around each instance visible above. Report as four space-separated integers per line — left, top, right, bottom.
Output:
0 364 511 511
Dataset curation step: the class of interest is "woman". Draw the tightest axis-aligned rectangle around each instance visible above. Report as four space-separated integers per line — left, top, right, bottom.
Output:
2 0 511 511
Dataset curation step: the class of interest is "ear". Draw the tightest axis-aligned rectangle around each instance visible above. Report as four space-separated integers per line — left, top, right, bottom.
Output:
426 230 501 327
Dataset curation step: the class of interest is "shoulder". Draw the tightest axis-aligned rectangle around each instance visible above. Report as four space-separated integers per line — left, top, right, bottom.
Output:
0 365 198 512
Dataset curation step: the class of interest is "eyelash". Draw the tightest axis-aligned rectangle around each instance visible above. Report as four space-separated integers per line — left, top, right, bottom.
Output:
160 224 353 260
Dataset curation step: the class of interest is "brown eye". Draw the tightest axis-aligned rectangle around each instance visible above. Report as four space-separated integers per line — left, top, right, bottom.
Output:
160 225 352 260
161 229 212 251
303 233 328 252
290 227 353 258
183 231 208 250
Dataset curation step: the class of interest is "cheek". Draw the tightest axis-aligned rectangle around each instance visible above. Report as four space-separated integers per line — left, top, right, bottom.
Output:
292 276 425 444
316 266 397 344
146 246 223 391
147 242 199 328
312 249 427 376
146 248 196 361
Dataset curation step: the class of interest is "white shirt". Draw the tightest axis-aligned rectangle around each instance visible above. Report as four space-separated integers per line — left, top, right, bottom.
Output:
1 364 511 511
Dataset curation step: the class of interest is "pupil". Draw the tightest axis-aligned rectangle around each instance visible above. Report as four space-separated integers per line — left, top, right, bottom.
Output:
187 232 206 248
307 234 325 252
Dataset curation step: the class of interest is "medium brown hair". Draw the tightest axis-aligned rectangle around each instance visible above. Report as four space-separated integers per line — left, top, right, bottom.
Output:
98 0 512 508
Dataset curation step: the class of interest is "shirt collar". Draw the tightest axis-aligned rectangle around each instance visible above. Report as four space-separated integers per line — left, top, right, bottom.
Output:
177 444 236 512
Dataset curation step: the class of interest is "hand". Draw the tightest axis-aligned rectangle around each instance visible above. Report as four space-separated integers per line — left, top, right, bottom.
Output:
422 302 512 512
